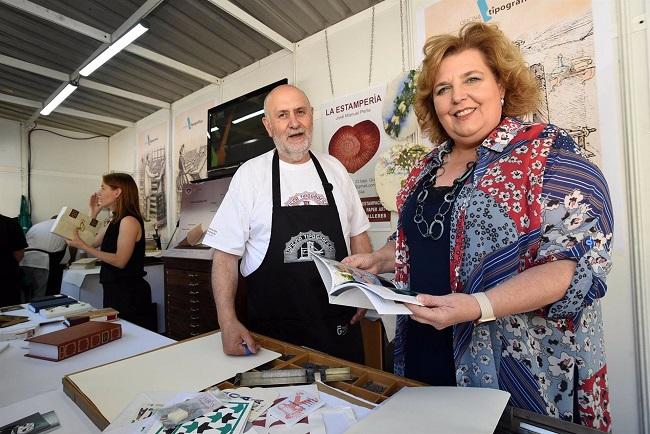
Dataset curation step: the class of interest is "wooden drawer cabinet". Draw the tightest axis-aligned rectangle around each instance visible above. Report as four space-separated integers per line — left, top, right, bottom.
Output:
162 256 246 341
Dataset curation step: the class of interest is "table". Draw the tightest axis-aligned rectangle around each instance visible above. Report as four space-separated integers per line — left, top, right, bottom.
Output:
0 307 174 427
61 263 166 334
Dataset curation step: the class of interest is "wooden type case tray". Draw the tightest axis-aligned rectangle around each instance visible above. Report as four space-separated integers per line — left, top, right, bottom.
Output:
215 333 424 403
62 331 422 430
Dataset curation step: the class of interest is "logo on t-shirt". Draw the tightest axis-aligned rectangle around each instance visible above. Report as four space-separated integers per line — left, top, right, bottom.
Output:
284 191 327 206
283 230 335 263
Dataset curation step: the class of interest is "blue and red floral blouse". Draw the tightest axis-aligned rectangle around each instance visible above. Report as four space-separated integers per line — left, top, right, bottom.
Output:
392 117 613 431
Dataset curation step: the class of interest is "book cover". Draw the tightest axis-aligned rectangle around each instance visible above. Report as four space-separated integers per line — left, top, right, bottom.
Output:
50 206 100 245
0 411 59 434
27 295 78 313
64 308 119 327
0 314 29 328
38 301 93 319
312 255 423 315
69 257 100 269
25 321 122 362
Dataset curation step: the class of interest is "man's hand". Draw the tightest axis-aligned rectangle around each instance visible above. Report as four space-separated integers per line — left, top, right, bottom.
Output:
220 320 260 356
350 308 367 325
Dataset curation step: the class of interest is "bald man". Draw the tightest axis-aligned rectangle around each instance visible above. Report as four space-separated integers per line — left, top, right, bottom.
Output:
204 85 371 363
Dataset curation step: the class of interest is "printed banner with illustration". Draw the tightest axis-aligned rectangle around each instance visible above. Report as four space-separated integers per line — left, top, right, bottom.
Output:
135 121 168 237
322 86 393 230
415 0 601 164
173 101 213 222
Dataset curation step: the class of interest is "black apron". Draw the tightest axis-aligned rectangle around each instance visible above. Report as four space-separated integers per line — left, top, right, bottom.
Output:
245 151 364 363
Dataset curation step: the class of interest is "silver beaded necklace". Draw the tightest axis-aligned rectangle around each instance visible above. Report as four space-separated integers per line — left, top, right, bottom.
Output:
412 145 477 240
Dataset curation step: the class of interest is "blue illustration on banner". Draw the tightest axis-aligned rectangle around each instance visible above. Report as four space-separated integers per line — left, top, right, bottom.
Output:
476 0 492 22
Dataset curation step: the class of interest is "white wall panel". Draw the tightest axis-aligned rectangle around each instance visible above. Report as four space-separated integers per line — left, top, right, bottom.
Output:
109 126 137 174
0 172 23 217
0 118 23 216
28 127 108 223
0 118 22 167
222 51 293 102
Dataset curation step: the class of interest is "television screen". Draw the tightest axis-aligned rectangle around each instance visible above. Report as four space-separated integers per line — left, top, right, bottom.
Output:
206 78 287 178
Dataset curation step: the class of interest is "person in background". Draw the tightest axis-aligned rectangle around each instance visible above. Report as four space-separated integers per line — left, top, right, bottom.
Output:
344 22 613 431
65 173 153 330
20 215 75 299
203 84 372 363
0 214 27 307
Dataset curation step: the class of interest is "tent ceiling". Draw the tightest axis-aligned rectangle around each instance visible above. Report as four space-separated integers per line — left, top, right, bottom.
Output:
0 0 382 136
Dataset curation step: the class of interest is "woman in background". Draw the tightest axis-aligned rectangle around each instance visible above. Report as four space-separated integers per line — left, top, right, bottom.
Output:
66 173 153 329
345 22 613 431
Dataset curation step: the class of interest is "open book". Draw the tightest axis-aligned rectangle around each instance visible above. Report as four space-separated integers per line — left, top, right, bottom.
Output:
312 255 423 315
51 206 100 245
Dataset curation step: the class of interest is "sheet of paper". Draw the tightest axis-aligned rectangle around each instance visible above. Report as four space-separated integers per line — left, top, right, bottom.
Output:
344 386 510 434
66 332 280 422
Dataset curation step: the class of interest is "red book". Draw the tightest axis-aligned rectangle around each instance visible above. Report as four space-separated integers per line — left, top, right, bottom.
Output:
25 321 122 361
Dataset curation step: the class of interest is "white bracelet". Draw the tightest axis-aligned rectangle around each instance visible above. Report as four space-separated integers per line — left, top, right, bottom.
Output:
471 292 496 324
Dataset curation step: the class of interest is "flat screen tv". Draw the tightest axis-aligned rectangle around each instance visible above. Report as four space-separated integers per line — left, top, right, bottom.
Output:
206 78 287 178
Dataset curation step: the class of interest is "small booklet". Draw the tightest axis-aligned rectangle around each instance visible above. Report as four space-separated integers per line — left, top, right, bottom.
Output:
50 206 100 245
69 257 100 269
312 255 423 315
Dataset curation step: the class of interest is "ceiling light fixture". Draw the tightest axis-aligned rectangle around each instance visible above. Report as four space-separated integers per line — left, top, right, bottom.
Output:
79 22 149 77
232 109 264 124
40 83 78 115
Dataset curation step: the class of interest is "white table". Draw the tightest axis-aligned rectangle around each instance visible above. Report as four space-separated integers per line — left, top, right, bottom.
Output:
61 263 166 334
0 307 174 427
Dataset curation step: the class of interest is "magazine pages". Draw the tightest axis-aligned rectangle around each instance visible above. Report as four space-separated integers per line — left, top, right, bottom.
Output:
312 255 423 315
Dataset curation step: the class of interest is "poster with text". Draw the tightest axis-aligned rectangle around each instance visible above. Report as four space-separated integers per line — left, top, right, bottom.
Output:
415 0 601 165
322 86 393 230
136 121 168 237
173 100 213 222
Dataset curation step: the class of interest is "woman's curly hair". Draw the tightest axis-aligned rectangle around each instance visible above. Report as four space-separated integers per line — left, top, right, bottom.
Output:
415 21 540 145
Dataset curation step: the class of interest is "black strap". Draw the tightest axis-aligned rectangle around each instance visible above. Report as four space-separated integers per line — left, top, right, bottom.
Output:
272 150 335 208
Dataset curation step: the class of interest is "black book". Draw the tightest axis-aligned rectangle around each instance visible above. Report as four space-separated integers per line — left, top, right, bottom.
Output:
27 295 78 313
0 411 59 434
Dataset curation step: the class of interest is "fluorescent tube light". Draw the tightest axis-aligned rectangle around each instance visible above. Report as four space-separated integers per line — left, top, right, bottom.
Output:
40 83 78 115
79 23 149 77
232 109 264 124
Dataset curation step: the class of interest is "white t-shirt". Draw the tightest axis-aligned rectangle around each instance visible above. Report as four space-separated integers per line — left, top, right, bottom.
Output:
20 219 67 269
203 150 370 276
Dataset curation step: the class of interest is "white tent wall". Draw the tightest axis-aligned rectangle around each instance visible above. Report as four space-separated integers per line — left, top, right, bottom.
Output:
0 119 109 223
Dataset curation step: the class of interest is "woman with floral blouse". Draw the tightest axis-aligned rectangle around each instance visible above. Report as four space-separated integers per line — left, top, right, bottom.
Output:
345 22 613 431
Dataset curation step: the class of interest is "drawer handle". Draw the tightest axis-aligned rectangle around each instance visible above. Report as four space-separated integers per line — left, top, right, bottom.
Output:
190 331 200 336
190 307 200 313
188 282 200 287
190 299 200 304
189 290 200 295
190 315 200 320
188 273 198 278
190 323 200 328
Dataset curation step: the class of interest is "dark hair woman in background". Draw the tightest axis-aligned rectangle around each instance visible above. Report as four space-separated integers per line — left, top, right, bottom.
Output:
66 173 153 330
